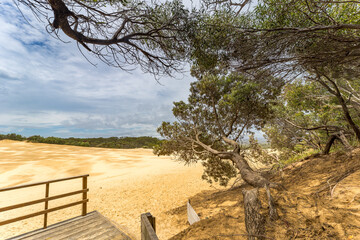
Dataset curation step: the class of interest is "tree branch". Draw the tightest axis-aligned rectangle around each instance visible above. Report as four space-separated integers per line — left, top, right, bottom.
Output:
185 134 233 159
241 24 360 34
284 119 344 132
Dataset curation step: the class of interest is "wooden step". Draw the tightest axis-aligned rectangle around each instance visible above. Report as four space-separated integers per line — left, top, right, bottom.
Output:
93 228 131 240
7 211 131 240
41 216 107 239
13 213 99 240
65 223 120 240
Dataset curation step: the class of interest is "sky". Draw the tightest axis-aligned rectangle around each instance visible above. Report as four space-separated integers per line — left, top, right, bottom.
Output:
0 0 195 138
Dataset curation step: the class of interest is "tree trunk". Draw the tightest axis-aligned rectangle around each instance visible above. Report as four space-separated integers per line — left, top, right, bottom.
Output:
323 135 338 154
231 153 279 221
232 153 271 188
336 93 360 141
338 131 352 151
242 188 265 240
323 132 352 154
316 72 360 141
265 184 278 220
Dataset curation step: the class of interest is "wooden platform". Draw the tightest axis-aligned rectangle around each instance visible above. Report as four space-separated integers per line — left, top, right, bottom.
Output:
7 211 131 240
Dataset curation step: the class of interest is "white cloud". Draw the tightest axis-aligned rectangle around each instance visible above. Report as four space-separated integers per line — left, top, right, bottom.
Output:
0 111 85 127
0 1 194 137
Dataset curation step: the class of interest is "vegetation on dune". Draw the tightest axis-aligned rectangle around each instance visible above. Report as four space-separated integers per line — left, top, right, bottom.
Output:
155 71 284 187
0 134 161 149
155 0 360 186
155 0 360 238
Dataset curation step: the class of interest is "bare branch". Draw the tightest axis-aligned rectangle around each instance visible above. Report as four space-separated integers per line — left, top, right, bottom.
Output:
186 134 233 159
17 0 190 75
284 119 345 132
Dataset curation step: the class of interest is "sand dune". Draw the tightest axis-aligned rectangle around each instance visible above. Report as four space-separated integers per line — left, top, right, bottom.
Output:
0 140 220 239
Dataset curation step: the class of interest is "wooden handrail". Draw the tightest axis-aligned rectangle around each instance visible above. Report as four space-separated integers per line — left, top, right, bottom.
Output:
0 174 89 192
0 189 89 212
0 175 89 229
0 200 88 226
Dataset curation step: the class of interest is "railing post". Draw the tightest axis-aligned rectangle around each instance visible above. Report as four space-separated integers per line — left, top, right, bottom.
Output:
141 212 158 240
147 214 155 233
43 183 49 228
82 176 87 216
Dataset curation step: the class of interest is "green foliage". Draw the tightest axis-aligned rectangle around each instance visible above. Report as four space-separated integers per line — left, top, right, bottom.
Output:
156 71 284 186
183 0 360 172
246 134 277 165
189 10 240 74
189 1 360 156
0 133 26 141
201 157 237 186
264 76 360 159
0 134 161 149
252 0 360 68
281 148 321 166
254 0 360 28
190 0 360 79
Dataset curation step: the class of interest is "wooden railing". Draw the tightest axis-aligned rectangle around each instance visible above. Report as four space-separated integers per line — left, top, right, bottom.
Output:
0 174 89 229
141 212 159 240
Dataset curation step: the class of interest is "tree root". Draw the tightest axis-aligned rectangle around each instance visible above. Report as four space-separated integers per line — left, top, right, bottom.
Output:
315 166 360 196
269 182 287 191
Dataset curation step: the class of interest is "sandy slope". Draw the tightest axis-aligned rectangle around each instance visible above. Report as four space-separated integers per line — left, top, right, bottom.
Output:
169 148 360 240
0 140 220 239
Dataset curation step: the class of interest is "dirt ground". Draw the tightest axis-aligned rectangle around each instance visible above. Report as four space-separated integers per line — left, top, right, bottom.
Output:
0 140 225 240
168 148 360 240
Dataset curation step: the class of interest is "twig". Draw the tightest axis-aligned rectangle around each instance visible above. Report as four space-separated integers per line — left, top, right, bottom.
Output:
330 182 339 198
230 177 244 189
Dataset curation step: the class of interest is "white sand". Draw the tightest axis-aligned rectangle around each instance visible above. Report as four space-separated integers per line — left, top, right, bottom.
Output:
0 140 219 239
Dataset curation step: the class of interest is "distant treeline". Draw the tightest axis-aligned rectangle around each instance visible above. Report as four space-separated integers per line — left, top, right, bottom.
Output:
0 133 162 149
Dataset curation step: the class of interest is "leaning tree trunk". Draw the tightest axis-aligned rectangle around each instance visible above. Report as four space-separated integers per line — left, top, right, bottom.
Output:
231 153 279 220
323 135 338 155
232 153 271 188
338 131 352 151
316 72 360 141
338 94 360 141
324 76 360 141
323 132 352 155
242 188 265 240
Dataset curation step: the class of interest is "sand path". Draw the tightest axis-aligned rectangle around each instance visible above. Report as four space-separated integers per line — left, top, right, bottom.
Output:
0 140 219 239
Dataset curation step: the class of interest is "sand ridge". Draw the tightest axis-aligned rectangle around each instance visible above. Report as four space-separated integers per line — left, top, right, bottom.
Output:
0 140 221 239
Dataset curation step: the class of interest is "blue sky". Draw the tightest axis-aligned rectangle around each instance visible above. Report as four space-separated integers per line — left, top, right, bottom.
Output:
0 0 195 138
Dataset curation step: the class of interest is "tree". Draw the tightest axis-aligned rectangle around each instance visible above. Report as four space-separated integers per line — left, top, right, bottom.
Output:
155 71 284 219
311 67 360 141
264 77 357 156
15 0 193 75
193 0 360 73
189 0 360 141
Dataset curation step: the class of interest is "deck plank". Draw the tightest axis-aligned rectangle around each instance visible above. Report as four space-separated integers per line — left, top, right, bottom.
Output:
7 211 131 240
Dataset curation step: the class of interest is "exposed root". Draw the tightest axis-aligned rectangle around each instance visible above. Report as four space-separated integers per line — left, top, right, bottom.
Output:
269 182 287 191
315 166 360 196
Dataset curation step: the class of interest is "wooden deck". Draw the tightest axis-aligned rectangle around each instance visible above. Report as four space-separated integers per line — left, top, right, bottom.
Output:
7 211 131 240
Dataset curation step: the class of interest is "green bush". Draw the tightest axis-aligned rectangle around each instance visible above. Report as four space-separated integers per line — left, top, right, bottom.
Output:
0 133 161 149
